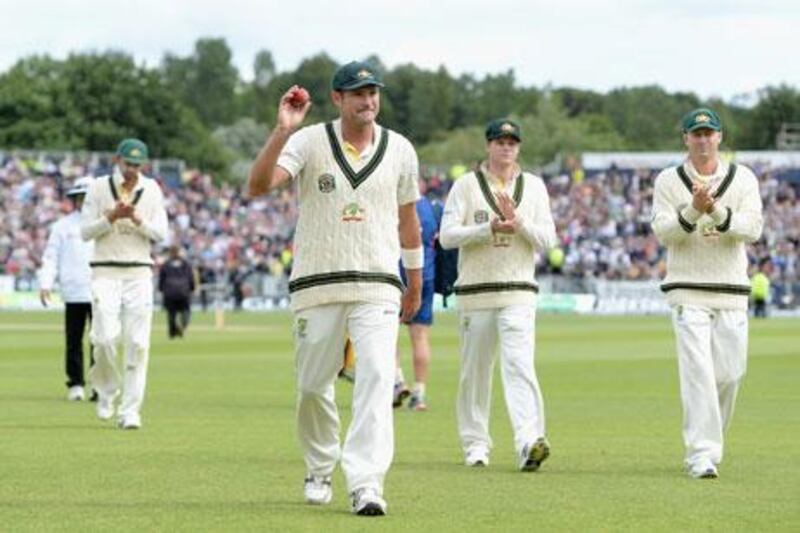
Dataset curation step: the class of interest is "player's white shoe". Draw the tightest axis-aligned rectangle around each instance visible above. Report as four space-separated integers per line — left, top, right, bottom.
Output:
67 386 85 401
118 413 142 430
519 437 550 472
96 394 115 420
351 487 386 516
688 459 719 479
304 475 332 505
464 448 489 467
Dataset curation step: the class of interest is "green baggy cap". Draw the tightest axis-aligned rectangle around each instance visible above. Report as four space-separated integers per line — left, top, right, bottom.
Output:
682 108 722 133
485 118 521 142
116 138 149 164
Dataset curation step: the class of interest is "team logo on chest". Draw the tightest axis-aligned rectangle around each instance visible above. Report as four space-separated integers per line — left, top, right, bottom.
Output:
474 210 489 224
318 173 336 193
342 202 365 222
493 233 511 248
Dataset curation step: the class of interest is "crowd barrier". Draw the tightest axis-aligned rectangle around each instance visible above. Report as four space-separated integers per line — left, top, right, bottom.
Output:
0 274 749 316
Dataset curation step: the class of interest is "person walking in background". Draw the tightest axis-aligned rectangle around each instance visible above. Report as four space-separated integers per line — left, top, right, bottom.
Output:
651 108 763 479
247 61 422 516
158 245 195 338
39 176 95 401
394 185 442 412
440 118 557 472
81 138 168 430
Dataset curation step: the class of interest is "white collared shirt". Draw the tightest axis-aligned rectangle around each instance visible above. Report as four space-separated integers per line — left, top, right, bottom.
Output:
38 211 93 302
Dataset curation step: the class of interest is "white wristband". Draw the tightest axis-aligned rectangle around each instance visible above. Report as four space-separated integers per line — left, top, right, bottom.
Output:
401 246 424 269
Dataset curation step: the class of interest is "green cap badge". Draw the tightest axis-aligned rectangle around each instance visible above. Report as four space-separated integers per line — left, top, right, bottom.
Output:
682 108 722 133
332 61 385 91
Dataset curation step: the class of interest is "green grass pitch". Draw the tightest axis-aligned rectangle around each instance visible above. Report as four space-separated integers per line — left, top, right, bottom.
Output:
1 310 798 531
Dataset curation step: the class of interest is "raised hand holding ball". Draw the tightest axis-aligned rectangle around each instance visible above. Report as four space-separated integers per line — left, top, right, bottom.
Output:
287 86 310 108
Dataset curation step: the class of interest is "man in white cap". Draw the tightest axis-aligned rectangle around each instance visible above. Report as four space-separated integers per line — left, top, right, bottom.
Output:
39 176 95 401
81 138 168 430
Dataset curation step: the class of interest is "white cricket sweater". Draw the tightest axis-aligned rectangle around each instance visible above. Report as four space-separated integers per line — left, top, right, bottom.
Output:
440 167 557 311
651 159 763 310
277 119 420 312
80 170 168 280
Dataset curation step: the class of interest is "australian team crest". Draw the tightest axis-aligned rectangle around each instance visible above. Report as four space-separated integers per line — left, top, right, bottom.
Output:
342 202 365 222
318 173 336 193
695 113 711 125
474 210 489 224
493 233 511 248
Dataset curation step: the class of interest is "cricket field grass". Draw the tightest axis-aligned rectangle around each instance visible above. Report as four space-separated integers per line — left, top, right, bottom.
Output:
1 310 798 531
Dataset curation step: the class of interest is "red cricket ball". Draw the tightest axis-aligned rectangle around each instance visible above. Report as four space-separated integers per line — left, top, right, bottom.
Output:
288 87 310 108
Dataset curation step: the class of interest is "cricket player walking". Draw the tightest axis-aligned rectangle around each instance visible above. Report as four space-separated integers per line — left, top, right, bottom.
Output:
651 108 763 479
247 61 422 516
81 138 168 430
440 119 557 472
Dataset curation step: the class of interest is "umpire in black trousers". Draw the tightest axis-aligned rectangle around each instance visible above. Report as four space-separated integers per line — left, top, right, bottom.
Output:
158 245 196 338
38 177 96 401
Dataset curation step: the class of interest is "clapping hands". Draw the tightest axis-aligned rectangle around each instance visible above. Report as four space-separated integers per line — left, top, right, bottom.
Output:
691 183 715 214
106 202 141 225
491 191 519 234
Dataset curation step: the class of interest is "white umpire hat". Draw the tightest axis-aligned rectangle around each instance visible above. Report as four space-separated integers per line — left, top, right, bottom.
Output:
66 176 93 197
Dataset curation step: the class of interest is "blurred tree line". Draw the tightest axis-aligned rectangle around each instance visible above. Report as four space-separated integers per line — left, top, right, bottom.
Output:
1 37 799 177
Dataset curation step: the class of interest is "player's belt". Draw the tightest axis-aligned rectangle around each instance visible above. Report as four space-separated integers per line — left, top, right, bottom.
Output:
454 282 539 295
660 282 750 295
288 271 404 293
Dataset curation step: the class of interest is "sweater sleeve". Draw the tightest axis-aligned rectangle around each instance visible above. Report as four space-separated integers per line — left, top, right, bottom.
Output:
517 178 557 251
135 185 168 243
81 180 113 241
440 177 493 250
651 170 694 245
719 167 763 243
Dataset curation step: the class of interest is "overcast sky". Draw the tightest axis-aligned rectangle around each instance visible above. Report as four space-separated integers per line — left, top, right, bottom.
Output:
2 0 797 102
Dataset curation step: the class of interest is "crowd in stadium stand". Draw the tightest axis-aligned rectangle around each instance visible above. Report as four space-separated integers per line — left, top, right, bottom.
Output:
2 152 799 307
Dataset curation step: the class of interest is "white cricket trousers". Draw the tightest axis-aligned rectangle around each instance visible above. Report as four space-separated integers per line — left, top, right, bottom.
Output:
671 304 748 468
89 277 154 420
457 305 545 456
294 302 400 494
